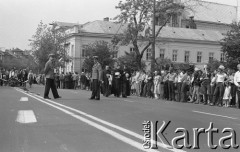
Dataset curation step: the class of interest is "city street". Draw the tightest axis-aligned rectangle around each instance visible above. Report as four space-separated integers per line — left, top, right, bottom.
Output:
0 85 240 152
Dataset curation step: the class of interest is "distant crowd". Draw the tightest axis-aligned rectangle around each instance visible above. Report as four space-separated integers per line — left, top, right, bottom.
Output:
1 64 240 109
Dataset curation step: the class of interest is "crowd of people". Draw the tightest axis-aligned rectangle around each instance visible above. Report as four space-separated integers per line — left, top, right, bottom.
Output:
0 68 36 87
87 64 240 109
1 63 240 109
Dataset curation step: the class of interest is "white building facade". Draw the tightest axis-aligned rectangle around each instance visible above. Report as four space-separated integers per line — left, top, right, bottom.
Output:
55 1 236 73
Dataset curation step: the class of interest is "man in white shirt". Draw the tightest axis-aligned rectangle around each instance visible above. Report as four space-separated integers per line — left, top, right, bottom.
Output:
234 64 240 109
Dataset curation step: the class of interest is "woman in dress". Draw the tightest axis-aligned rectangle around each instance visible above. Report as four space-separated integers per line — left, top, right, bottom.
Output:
153 71 161 99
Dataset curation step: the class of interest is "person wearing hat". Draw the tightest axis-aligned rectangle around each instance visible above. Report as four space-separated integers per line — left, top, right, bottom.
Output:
89 56 103 100
43 53 61 99
201 65 211 105
234 64 240 109
211 65 227 106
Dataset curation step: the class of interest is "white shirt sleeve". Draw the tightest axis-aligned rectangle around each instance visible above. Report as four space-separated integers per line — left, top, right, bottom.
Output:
234 72 239 87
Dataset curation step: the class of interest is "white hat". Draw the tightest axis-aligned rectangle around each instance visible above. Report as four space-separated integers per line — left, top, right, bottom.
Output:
219 65 225 70
194 67 199 71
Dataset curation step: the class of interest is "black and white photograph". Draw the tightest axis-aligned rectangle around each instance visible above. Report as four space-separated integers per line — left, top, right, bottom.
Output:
0 0 240 151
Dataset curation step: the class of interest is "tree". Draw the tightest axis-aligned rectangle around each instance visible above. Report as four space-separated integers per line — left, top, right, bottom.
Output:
1 48 38 71
30 21 69 72
112 0 200 70
118 52 146 71
155 57 172 71
221 22 240 68
82 41 116 72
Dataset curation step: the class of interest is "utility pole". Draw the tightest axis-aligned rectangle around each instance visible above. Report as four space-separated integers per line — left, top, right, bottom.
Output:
237 0 239 22
151 0 156 72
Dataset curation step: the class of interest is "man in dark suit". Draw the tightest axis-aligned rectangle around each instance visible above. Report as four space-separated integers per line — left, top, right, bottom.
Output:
89 56 103 100
43 54 61 99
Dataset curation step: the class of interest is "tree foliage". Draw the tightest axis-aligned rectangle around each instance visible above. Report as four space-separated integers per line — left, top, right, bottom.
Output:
221 22 240 66
82 41 116 72
30 21 69 71
0 48 38 71
112 0 198 70
118 52 146 72
155 57 172 71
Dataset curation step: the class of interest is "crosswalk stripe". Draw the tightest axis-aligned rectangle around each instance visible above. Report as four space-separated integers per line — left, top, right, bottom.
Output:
16 110 37 123
20 97 28 102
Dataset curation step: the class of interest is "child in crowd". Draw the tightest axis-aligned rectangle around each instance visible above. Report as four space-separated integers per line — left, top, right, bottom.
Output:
223 82 231 107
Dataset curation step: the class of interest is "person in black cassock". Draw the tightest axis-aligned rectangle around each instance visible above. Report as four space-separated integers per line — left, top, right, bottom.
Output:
113 65 122 97
122 65 131 98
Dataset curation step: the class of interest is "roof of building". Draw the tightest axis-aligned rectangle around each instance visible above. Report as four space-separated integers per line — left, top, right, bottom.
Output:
158 26 224 42
80 20 127 34
55 21 80 27
183 1 237 24
80 20 224 42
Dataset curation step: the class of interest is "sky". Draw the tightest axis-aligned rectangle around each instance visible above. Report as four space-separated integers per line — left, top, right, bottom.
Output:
0 0 239 51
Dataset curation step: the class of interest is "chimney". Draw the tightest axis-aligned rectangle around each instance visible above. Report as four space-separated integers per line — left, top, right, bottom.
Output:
103 17 109 21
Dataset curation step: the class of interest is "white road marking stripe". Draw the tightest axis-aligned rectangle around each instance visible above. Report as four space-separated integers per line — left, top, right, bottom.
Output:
20 97 28 102
14 87 186 152
123 99 135 103
193 110 239 120
15 88 159 152
16 110 37 123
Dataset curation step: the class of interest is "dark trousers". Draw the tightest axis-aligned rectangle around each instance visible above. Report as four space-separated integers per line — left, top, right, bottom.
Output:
140 81 145 96
230 83 236 106
212 82 224 105
168 81 175 100
177 82 182 102
146 82 153 98
114 78 121 97
122 82 127 97
44 78 60 98
90 79 100 99
180 82 188 102
202 84 210 103
103 81 111 97
164 81 169 99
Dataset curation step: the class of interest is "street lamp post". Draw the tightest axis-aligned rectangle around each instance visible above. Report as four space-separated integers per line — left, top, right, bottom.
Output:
151 0 156 72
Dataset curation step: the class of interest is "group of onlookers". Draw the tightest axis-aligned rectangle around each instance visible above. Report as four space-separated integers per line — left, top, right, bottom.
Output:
52 72 92 90
0 68 35 87
130 65 240 109
2 64 240 109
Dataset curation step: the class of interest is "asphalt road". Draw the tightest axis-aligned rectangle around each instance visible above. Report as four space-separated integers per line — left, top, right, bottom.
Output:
0 85 240 152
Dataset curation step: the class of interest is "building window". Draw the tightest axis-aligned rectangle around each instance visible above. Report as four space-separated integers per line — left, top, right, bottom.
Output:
209 52 214 62
172 14 179 27
220 52 225 62
146 48 152 61
160 49 165 59
71 45 74 57
172 50 178 62
130 47 135 54
197 52 202 63
184 51 190 62
82 45 87 58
